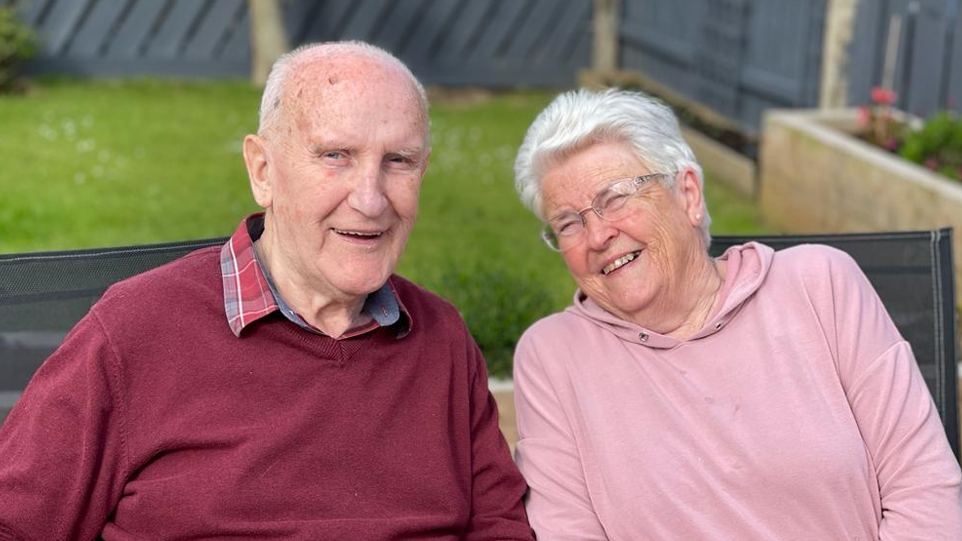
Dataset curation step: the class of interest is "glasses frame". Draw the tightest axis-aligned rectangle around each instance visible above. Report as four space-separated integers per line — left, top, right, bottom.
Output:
540 172 669 252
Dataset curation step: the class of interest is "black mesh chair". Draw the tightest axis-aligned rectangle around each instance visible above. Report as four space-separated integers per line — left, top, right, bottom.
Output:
0 237 227 424
0 230 958 461
711 229 959 460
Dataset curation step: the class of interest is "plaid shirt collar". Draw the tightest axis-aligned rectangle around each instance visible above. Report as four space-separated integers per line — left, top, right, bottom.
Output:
220 213 411 338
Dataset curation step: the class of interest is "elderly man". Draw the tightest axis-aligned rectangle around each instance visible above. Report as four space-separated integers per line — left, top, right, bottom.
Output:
0 42 532 540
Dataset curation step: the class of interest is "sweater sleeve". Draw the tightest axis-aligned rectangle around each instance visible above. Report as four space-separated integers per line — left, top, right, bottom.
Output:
463 335 535 541
825 251 962 540
0 312 128 541
513 329 609 541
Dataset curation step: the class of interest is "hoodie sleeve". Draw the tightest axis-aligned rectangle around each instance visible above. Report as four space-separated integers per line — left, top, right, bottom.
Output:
822 248 962 540
513 330 610 541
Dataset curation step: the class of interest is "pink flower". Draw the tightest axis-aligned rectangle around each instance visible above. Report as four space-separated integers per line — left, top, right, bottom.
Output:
924 158 939 170
871 86 897 105
857 105 871 128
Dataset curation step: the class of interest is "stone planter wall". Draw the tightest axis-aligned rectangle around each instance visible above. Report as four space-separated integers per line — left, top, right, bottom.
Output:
683 126 757 199
760 108 962 309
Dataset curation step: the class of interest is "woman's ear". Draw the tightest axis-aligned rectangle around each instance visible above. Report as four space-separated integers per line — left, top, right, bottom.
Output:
243 134 273 208
679 168 705 226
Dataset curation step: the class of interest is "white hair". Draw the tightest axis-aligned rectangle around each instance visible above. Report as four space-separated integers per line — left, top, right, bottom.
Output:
514 88 711 246
257 41 429 143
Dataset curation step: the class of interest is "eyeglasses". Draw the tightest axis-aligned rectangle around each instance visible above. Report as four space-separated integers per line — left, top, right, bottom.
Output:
541 173 668 252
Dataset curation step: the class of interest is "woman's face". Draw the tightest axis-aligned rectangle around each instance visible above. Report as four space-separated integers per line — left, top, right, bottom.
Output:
540 141 706 322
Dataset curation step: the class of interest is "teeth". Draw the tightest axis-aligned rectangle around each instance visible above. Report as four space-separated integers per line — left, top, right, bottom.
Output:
335 229 381 238
602 251 641 275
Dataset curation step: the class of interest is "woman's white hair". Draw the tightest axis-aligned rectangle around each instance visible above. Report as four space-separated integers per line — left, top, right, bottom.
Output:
514 88 711 246
257 41 429 142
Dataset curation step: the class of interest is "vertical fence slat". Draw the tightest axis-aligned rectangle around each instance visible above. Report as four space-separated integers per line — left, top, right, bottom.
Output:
374 0 432 52
19 0 55 26
34 0 93 53
949 10 962 108
105 0 168 58
501 0 561 64
299 0 356 43
183 0 244 59
68 0 129 57
401 0 462 58
146 0 208 59
219 5 249 62
340 0 393 43
533 0 592 65
468 0 529 63
434 0 496 63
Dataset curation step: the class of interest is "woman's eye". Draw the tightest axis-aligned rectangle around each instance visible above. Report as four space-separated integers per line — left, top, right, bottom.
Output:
599 192 628 211
555 218 582 235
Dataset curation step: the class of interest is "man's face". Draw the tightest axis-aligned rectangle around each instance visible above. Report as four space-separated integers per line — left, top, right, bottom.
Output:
246 56 429 304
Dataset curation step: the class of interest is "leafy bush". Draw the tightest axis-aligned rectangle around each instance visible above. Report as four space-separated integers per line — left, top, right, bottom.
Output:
0 6 37 92
430 258 557 379
898 112 962 182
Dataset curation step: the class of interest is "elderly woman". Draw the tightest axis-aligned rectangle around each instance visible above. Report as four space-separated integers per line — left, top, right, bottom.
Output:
511 88 962 540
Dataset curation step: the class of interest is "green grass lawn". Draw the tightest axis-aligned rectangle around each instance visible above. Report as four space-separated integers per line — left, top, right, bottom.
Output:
0 79 770 376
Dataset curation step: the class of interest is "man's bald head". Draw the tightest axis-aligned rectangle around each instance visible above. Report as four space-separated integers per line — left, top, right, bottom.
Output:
257 41 429 146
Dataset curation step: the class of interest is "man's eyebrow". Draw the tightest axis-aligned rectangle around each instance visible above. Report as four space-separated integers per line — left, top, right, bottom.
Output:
392 147 427 159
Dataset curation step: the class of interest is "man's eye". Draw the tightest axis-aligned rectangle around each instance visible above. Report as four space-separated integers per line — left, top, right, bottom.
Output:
386 154 416 169
323 151 344 160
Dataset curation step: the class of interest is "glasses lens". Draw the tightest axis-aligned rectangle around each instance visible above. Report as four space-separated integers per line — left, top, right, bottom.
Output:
541 225 562 251
595 179 638 220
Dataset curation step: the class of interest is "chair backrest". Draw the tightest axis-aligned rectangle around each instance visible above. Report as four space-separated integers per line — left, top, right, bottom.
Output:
0 237 227 423
710 229 959 461
0 231 958 461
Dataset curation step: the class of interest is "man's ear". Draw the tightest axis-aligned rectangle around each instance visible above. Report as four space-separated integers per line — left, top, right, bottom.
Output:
243 134 273 208
679 168 705 226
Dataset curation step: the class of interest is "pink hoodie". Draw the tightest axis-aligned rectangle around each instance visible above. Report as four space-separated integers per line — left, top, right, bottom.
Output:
514 242 962 540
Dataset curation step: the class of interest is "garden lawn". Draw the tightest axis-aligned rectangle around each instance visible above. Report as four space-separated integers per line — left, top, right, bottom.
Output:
0 79 769 376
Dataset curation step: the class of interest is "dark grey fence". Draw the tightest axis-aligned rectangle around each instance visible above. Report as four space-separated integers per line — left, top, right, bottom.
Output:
6 0 592 87
618 0 826 134
849 0 962 116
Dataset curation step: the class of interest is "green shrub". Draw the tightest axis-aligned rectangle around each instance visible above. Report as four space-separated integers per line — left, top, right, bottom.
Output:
0 6 37 92
430 258 557 379
898 111 962 182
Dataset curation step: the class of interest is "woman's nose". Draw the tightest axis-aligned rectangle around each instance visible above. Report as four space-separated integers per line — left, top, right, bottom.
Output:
583 212 617 250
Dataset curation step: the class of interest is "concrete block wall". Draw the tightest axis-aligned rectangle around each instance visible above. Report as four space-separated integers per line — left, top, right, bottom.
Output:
760 108 962 304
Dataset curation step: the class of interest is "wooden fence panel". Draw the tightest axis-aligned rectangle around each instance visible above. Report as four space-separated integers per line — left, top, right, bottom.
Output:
67 0 131 57
105 0 167 58
369 0 432 53
434 0 494 63
146 1 209 59
621 0 825 133
849 0 961 117
16 0 590 88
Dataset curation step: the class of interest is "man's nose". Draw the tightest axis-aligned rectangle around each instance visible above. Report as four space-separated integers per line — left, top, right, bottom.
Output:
347 166 389 217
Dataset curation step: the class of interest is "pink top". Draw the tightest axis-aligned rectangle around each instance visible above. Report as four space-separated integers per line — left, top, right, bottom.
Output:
513 242 962 540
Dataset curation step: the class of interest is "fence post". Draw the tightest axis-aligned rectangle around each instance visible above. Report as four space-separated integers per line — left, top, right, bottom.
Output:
249 0 290 86
819 0 859 108
592 0 622 71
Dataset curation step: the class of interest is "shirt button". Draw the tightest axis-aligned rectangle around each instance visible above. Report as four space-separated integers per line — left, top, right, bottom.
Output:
639 332 649 342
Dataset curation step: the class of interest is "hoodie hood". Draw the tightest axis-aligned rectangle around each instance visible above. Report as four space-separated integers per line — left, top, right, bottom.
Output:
566 242 775 349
